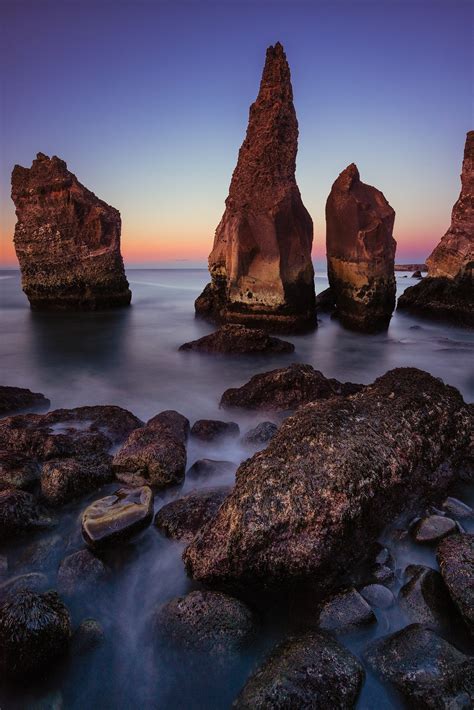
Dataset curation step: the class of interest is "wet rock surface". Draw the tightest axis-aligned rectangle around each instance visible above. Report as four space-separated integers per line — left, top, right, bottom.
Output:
186 459 236 481
179 324 294 354
398 273 474 327
326 163 396 332
154 486 231 542
184 368 472 595
0 573 49 601
220 363 363 411
41 455 113 505
442 496 473 519
0 489 54 538
411 514 457 544
11 152 131 310
437 533 474 634
195 43 315 333
359 584 394 609
72 618 104 655
0 450 39 490
364 624 474 708
398 565 456 631
242 421 278 445
82 486 154 548
0 386 50 416
317 588 376 633
233 631 364 709
57 549 107 596
190 419 240 441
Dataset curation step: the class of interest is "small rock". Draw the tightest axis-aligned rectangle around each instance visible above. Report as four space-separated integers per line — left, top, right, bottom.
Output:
233 631 364 708
442 497 473 519
0 386 50 416
0 488 55 538
57 549 107 596
359 584 394 609
82 486 154 548
315 287 335 311
72 618 104 655
398 565 456 631
412 270 422 278
0 572 49 601
412 514 457 544
186 459 236 481
179 324 294 354
190 419 240 442
437 533 474 634
146 410 190 443
41 455 113 506
0 450 39 490
15 533 64 572
154 487 231 542
318 588 376 633
242 422 278 445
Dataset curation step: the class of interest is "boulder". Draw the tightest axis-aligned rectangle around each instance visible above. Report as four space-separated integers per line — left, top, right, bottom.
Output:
82 486 154 548
359 584 394 609
441 496 473 519
412 270 422 278
220 363 363 412
233 632 364 708
186 459 236 481
364 624 474 708
0 573 49 601
72 618 104 655
154 487 231 542
41 454 113 505
317 588 376 633
242 422 278 445
0 450 39 490
184 368 472 597
0 488 55 539
0 386 49 416
11 152 131 309
398 274 474 327
0 589 71 679
437 533 474 634
191 419 240 442
179 325 294 354
195 43 315 333
57 549 107 596
411 514 457 544
326 163 396 331
315 287 336 312
398 565 457 631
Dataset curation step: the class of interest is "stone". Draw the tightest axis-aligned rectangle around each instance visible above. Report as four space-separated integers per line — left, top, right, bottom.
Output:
72 618 104 655
411 514 457 544
15 533 64 572
364 624 474 708
0 385 50 416
154 487 231 542
437 534 474 634
11 152 131 310
0 573 49 601
220 363 363 411
152 590 255 658
0 450 39 490
359 584 394 609
317 588 376 633
242 421 278 445
398 565 456 631
190 419 240 441
326 163 396 331
186 459 236 481
398 274 474 326
82 486 154 548
0 488 55 538
442 496 473 519
195 43 315 333
179 324 294 354
0 589 71 679
412 270 422 278
184 368 472 596
113 411 189 489
57 549 107 596
315 287 336 312
233 632 364 709
41 454 113 505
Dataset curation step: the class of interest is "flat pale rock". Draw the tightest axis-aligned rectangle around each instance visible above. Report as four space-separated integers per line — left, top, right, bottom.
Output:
82 486 154 548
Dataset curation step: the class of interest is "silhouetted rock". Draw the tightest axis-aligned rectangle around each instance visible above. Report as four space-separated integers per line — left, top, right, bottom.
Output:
437 534 474 634
57 549 107 597
179 324 294 354
326 163 396 331
154 487 231 542
0 489 55 539
195 43 315 333
82 486 154 548
191 419 239 442
11 153 131 310
0 450 39 490
317 588 376 633
395 263 427 271
234 632 364 708
184 369 472 596
412 269 422 278
315 287 335 312
0 386 49 416
220 364 363 411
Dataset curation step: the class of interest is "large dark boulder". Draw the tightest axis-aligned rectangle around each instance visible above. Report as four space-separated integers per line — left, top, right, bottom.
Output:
41 454 113 505
179 324 294 354
437 533 474 634
398 273 474 327
0 386 49 416
184 368 472 597
154 487 231 542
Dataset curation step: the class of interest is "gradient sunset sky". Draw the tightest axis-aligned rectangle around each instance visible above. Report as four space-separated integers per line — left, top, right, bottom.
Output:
0 0 472 267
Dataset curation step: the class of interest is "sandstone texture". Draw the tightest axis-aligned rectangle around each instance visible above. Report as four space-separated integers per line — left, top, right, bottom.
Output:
179 324 294 354
326 163 396 331
0 386 49 416
195 43 315 333
184 368 471 596
11 152 131 310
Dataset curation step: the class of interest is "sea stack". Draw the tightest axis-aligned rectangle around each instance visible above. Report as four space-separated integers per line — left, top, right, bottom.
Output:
325 164 396 331
11 153 131 310
195 43 315 333
398 131 473 326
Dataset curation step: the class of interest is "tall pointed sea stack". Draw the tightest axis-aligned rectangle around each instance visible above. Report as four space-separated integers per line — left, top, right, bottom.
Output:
398 131 473 326
195 43 315 333
11 153 131 310
326 164 396 331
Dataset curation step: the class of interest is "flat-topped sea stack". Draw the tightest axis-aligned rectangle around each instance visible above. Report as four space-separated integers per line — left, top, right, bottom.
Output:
326 164 396 332
398 131 473 326
11 153 131 310
195 43 315 333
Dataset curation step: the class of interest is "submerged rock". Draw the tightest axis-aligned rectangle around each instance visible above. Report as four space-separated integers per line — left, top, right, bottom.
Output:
233 632 364 708
242 421 278 445
82 486 154 548
317 588 376 633
398 565 456 631
0 386 49 416
72 618 104 655
190 419 240 442
184 368 471 596
41 454 113 505
186 458 236 481
326 163 396 331
0 450 39 490
220 363 363 411
0 488 55 538
0 589 71 679
437 534 474 634
57 549 107 596
154 487 231 542
411 514 457 544
11 152 131 310
442 496 473 519
179 324 294 354
359 584 394 609
0 573 49 601
364 624 474 708
195 43 315 333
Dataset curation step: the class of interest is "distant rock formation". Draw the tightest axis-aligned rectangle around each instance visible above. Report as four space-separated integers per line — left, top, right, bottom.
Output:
395 264 427 272
11 153 131 310
398 131 473 326
195 43 315 333
326 163 396 331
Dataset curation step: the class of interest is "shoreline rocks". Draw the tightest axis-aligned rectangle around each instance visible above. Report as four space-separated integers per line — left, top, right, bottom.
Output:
82 486 154 548
179 325 294 354
190 419 239 442
154 486 231 542
11 153 131 310
437 534 474 634
0 386 50 417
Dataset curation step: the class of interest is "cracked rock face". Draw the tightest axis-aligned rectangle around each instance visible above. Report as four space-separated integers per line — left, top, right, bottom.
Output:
11 153 131 310
326 163 397 331
195 43 315 333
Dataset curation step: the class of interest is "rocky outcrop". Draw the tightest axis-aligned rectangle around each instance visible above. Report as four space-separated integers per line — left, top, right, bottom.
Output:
184 368 472 596
154 487 231 542
179 324 294 354
220 363 363 411
195 43 315 333
82 486 154 548
398 131 473 326
0 386 49 416
11 152 131 310
437 534 474 634
326 163 396 331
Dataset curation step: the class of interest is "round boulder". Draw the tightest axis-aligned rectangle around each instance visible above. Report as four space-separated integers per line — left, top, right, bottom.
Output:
57 549 107 596
190 420 240 442
82 486 154 548
154 487 231 542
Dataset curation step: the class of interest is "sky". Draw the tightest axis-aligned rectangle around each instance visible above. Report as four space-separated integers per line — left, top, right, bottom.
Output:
0 0 472 267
